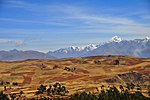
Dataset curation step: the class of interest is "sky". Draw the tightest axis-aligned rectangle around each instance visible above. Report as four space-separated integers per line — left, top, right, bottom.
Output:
0 0 150 52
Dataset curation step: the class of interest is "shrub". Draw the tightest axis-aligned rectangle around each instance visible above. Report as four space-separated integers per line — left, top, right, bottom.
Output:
12 82 18 86
0 91 9 100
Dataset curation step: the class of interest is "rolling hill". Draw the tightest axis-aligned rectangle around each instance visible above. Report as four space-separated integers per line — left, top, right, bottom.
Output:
0 49 56 61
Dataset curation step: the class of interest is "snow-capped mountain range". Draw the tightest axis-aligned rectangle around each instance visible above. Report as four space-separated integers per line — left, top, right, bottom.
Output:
47 36 150 58
83 36 150 58
0 36 150 61
47 44 98 58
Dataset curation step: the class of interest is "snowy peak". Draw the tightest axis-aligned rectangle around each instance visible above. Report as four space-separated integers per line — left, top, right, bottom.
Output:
84 44 97 51
111 36 122 42
55 46 83 53
47 44 98 58
68 46 83 51
132 37 150 43
142 37 150 43
144 37 149 41
47 36 150 58
54 44 97 54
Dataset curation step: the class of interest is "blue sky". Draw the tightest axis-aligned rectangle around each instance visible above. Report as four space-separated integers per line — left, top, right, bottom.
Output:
0 0 150 52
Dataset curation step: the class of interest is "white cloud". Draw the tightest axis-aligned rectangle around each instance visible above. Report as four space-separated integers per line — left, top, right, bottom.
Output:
0 38 24 46
0 18 70 26
2 0 150 35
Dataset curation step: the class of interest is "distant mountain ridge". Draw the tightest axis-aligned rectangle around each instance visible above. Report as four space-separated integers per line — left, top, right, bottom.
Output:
48 36 150 58
83 37 150 58
0 49 56 61
47 44 98 58
0 36 150 61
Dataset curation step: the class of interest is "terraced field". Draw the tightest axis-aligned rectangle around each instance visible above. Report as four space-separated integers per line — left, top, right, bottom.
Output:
0 56 150 98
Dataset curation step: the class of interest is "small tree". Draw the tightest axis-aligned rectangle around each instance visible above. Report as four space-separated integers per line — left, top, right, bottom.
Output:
148 85 150 97
123 89 130 100
98 90 107 100
0 91 9 100
36 84 46 94
47 82 69 96
10 94 16 100
4 86 6 91
47 85 52 96
112 86 120 98
126 83 131 91
101 85 105 90
136 84 142 92
114 59 120 65
130 82 135 92
70 92 97 100
60 86 68 96
19 91 24 97
119 85 124 92
12 82 18 86
64 67 71 71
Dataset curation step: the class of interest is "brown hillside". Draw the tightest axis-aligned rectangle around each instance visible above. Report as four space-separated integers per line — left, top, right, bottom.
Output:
0 56 150 98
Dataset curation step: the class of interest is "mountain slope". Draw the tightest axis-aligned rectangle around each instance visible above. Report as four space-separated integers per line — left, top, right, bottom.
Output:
83 37 150 58
0 49 56 61
47 44 98 58
48 36 150 58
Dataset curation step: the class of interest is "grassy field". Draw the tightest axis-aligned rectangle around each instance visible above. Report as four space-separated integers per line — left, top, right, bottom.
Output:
0 56 150 99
